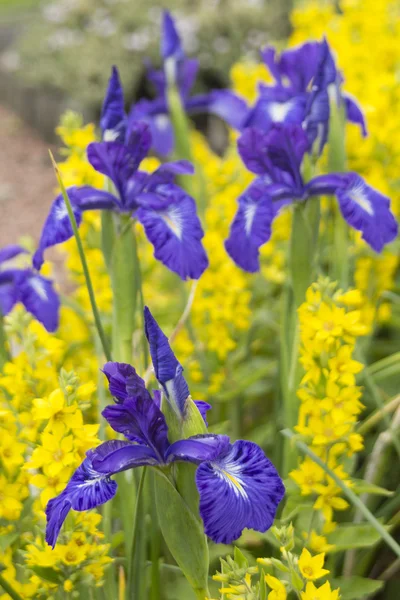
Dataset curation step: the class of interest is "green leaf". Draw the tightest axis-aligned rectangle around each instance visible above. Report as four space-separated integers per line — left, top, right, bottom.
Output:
31 566 63 584
0 533 18 552
352 479 394 497
328 523 387 552
154 470 209 597
233 547 248 569
331 576 384 599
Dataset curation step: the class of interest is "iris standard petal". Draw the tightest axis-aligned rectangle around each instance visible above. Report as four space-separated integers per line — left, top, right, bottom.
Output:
100 65 126 141
344 93 367 137
102 395 169 458
193 400 212 426
161 10 183 61
225 177 282 273
144 306 179 384
196 440 285 544
102 361 147 403
144 307 190 417
137 188 208 280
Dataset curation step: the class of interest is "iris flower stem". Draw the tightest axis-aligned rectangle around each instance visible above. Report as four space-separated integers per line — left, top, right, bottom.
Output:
328 98 348 288
0 574 24 600
0 311 10 370
166 83 196 198
128 467 147 599
282 428 400 558
282 198 320 476
49 152 112 362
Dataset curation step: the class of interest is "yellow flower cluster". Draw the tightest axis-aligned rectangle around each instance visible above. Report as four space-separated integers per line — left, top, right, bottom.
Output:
290 280 368 530
210 526 340 600
290 0 400 327
0 308 111 595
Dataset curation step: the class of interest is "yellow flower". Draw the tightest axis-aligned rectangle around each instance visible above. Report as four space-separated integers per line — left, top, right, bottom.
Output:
313 484 349 522
307 531 335 554
33 389 82 437
56 543 88 566
300 581 340 600
26 539 59 568
64 579 74 592
265 574 287 600
0 432 25 472
298 548 329 581
30 466 71 507
289 459 325 496
29 431 76 476
0 475 23 520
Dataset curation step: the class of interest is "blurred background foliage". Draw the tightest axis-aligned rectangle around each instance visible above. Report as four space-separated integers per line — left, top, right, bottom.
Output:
0 0 291 111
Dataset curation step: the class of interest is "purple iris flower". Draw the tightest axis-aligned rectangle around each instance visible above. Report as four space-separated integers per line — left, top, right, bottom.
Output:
33 121 208 281
125 10 248 156
0 245 59 332
245 39 367 155
45 308 284 547
225 124 398 272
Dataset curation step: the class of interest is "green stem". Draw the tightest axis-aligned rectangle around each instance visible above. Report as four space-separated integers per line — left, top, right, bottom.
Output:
281 429 400 558
50 152 111 362
110 217 138 363
358 394 400 436
0 573 24 600
128 467 147 599
282 198 320 475
0 311 10 370
328 96 348 288
359 355 400 460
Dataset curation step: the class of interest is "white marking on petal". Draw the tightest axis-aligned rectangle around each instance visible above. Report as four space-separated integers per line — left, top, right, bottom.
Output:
268 100 293 122
55 201 68 221
348 182 374 216
244 203 257 236
155 114 170 131
161 207 183 240
29 277 48 301
104 129 120 141
211 460 248 499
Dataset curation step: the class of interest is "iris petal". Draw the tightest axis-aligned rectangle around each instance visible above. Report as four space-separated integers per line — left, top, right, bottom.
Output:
196 440 285 544
137 188 208 280
225 177 283 272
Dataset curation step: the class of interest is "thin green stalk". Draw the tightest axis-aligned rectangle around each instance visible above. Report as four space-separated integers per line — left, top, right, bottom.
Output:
0 311 10 370
359 356 400 460
368 352 400 376
358 394 400 436
282 429 400 558
0 574 24 600
49 152 111 362
327 97 348 288
128 467 147 599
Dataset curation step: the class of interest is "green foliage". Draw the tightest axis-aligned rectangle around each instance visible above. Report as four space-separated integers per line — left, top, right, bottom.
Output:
13 0 289 108
331 576 384 599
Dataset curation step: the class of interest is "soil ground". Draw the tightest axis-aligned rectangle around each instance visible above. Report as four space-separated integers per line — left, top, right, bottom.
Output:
0 104 55 247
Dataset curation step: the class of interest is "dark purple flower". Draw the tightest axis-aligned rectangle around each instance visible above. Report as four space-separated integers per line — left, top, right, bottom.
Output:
128 11 249 156
246 39 367 155
33 121 208 281
0 245 59 331
46 308 284 548
225 124 398 271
